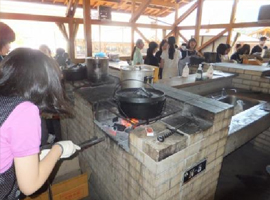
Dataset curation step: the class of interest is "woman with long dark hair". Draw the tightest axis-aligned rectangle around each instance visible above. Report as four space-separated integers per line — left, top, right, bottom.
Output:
160 36 182 79
155 39 168 79
144 41 159 67
231 44 251 63
131 39 144 65
0 48 80 199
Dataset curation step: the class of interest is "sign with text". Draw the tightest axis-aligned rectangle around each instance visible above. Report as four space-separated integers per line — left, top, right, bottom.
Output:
183 160 207 184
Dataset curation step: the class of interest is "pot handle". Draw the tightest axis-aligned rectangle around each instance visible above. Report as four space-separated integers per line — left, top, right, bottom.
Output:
113 78 155 99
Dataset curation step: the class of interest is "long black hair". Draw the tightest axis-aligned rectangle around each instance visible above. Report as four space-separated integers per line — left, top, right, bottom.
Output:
147 41 158 57
0 22 15 51
0 48 70 114
216 43 227 55
168 36 176 60
238 44 250 55
159 39 168 52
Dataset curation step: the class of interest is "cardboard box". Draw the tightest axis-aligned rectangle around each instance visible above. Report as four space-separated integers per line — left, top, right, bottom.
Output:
25 173 88 200
25 157 89 200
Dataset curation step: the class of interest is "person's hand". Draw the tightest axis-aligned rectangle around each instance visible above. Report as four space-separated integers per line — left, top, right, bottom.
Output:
55 141 81 158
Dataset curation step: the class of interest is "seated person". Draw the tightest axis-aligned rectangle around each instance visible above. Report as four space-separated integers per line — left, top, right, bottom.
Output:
251 36 268 55
216 43 227 62
231 44 250 63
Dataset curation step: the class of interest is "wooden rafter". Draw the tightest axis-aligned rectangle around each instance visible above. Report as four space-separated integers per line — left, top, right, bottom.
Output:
83 0 92 57
173 1 198 27
66 0 79 17
194 0 203 44
198 29 228 51
165 1 198 39
134 27 150 43
227 0 239 44
130 0 151 23
178 31 188 43
55 22 69 41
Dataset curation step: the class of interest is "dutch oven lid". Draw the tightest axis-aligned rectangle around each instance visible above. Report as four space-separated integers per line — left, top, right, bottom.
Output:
115 88 165 103
121 65 154 72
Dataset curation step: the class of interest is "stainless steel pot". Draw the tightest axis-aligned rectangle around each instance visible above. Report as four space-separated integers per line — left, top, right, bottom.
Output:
86 57 109 83
120 65 154 88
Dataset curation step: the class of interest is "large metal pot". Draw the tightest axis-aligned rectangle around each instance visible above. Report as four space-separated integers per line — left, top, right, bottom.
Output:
120 65 154 88
86 57 109 83
115 87 166 120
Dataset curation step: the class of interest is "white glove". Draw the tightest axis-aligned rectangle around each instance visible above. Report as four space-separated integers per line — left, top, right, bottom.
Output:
39 149 50 161
56 140 81 158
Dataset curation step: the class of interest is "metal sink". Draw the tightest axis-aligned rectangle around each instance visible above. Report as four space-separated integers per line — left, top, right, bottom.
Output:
217 95 260 111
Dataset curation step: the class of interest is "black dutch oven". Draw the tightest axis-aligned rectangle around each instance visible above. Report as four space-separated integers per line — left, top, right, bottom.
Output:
62 64 87 82
114 86 166 120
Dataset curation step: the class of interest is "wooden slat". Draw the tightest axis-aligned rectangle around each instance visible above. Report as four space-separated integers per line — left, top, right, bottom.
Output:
194 0 203 44
134 27 150 43
173 1 198 27
55 22 69 40
130 0 151 23
198 29 228 51
164 2 198 39
83 0 92 57
68 20 75 60
227 0 239 44
178 31 188 43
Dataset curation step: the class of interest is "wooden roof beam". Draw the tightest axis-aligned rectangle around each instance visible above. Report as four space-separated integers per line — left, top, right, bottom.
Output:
164 1 198 38
227 0 239 44
198 29 228 51
194 0 204 44
66 0 79 17
134 27 150 43
130 0 151 23
178 31 188 43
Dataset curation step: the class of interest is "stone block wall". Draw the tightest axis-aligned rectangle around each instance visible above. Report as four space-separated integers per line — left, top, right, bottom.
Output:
251 127 270 154
190 64 270 94
61 91 234 200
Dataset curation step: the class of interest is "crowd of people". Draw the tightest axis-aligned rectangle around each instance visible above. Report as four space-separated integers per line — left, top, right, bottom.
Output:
131 36 268 79
131 36 202 79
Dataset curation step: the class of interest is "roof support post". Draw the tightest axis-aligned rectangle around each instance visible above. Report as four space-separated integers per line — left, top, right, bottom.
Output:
83 0 92 57
227 0 239 45
194 0 203 44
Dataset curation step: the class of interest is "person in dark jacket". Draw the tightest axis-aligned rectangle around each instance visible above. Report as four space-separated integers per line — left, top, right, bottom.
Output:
251 36 268 55
0 22 15 62
231 44 250 63
155 39 168 79
144 41 159 67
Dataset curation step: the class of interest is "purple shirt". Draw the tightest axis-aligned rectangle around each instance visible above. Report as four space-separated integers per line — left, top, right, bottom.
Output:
0 102 41 173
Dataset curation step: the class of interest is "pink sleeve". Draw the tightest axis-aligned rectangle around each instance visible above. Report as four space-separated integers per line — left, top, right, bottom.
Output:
10 103 41 157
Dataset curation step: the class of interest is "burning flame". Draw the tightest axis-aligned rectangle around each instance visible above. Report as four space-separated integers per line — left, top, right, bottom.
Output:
119 118 139 128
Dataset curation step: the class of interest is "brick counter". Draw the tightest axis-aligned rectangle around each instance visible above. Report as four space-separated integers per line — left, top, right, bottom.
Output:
61 83 233 200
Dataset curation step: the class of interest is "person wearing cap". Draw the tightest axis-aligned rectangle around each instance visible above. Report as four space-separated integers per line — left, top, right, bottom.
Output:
0 22 15 62
251 36 268 55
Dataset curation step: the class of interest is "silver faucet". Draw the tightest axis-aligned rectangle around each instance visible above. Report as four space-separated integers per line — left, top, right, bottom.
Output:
229 89 237 93
221 88 227 97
